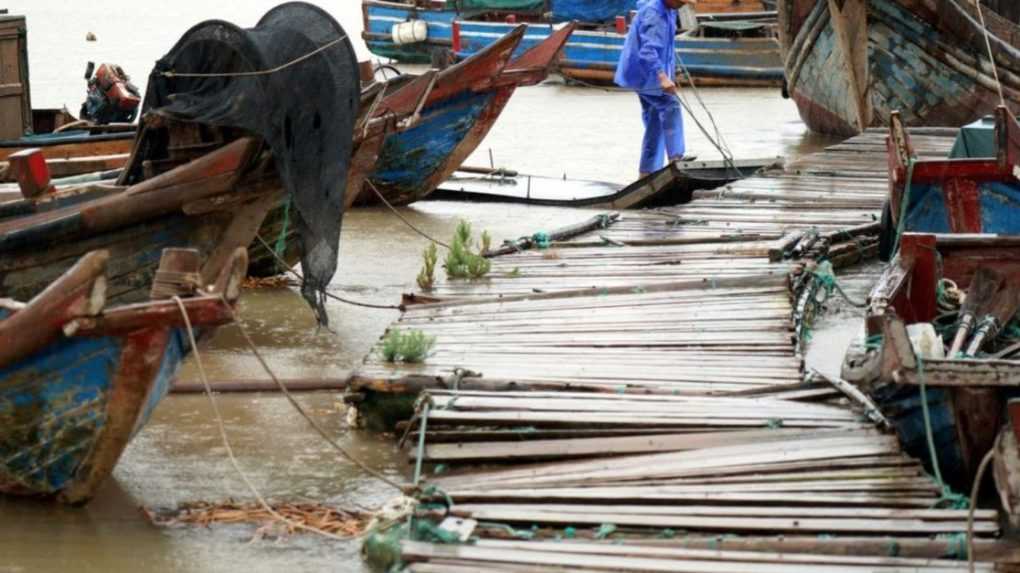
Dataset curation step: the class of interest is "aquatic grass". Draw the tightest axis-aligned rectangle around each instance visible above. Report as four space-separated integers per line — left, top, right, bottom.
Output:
380 329 436 363
444 219 492 280
417 243 437 291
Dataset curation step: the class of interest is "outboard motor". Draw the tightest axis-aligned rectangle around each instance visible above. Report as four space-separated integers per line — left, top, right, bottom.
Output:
80 62 141 124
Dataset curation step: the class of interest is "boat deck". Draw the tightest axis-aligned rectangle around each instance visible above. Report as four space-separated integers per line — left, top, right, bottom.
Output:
348 128 1020 569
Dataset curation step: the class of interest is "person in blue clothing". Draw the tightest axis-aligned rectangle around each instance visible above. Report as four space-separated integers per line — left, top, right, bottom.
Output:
615 0 697 177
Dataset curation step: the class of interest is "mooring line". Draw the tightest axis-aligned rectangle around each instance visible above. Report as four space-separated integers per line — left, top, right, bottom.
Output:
254 235 403 311
364 180 452 250
219 293 409 493
160 36 348 78
171 295 361 542
971 0 1007 108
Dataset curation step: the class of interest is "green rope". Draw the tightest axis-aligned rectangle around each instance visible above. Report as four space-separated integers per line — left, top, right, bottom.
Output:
532 231 551 250
273 197 292 270
594 523 617 540
940 532 969 560
916 356 970 509
892 158 916 255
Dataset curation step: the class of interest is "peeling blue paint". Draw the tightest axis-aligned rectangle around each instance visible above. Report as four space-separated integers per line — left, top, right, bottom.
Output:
372 90 493 191
0 322 191 497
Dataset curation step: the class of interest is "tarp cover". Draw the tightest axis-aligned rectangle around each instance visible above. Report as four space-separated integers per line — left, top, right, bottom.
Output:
458 0 636 22
133 2 359 326
551 0 636 22
458 0 545 13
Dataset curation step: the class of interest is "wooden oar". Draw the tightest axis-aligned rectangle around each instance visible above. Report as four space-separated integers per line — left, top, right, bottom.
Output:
965 284 1020 356
949 267 1002 356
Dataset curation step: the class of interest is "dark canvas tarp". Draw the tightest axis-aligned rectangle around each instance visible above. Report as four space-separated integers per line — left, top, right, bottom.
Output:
129 2 359 326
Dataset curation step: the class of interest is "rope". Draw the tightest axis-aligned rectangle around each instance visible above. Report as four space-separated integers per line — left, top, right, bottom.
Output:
675 59 742 177
274 197 292 271
916 356 970 509
364 180 452 250
160 36 348 78
170 295 361 541
892 158 915 255
217 293 407 492
413 402 431 486
254 235 403 311
971 0 1007 108
967 445 996 572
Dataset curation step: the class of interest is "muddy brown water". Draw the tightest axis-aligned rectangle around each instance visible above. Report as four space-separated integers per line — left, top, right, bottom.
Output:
0 2 847 571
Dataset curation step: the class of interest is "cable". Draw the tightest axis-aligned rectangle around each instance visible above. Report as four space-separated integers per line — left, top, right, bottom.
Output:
171 295 362 541
161 36 348 78
364 180 451 250
254 235 403 311
967 445 996 573
218 293 409 493
970 0 1007 108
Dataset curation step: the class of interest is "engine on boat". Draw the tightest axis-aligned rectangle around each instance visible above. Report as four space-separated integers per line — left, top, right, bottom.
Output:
80 62 141 124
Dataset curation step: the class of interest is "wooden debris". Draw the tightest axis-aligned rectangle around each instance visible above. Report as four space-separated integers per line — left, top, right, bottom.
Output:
147 501 369 538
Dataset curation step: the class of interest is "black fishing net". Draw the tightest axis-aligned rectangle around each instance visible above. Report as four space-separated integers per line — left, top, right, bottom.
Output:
126 2 358 326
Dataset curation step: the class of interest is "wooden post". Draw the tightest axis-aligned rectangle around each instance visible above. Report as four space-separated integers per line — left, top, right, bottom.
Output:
150 248 201 300
826 0 871 132
7 148 54 199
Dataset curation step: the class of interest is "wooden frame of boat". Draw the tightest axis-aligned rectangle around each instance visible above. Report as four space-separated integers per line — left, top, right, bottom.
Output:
888 108 1020 231
778 0 1020 135
0 246 248 505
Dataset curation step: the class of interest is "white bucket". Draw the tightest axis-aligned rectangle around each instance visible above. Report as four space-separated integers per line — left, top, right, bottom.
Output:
907 323 946 360
392 20 428 45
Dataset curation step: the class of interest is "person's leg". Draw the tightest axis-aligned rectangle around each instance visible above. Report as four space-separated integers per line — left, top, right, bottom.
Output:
639 93 665 177
655 92 687 161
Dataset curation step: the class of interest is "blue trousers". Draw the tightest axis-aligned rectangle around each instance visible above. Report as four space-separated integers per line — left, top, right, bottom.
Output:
638 92 685 174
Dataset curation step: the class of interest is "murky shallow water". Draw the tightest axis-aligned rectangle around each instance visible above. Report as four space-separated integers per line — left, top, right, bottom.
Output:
0 1 847 571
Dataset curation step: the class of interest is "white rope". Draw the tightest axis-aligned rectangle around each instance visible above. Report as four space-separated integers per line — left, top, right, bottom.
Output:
971 0 1007 107
967 444 997 572
171 295 360 542
161 36 347 78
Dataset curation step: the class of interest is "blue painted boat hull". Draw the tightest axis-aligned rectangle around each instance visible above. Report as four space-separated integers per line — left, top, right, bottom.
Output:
903 180 1020 235
364 2 784 85
0 310 191 503
870 382 966 485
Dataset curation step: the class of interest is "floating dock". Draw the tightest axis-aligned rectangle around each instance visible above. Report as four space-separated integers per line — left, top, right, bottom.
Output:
349 128 1020 569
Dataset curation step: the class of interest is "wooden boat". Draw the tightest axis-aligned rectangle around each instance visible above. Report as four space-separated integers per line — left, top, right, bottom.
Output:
0 13 134 171
0 247 248 505
363 0 783 87
777 0 1020 136
877 108 1020 259
430 157 781 207
248 24 572 276
842 109 1020 490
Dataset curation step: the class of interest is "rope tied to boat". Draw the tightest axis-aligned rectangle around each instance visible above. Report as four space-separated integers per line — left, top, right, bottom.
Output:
254 234 404 311
170 295 372 542
364 180 453 250
970 0 1008 109
160 36 348 78
273 197 292 271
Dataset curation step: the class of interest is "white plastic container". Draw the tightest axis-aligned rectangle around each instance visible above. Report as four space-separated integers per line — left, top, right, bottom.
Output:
392 20 428 45
907 323 946 359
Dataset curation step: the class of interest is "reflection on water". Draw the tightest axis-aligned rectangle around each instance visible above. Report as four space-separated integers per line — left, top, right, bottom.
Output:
0 2 840 571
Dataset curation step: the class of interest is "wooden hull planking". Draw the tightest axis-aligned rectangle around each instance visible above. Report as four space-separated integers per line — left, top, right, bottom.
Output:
779 0 1020 135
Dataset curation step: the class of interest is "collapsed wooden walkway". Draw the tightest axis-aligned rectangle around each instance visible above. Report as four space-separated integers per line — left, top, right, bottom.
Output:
349 129 1020 569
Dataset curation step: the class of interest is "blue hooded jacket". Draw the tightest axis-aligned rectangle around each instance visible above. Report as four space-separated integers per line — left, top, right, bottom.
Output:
614 0 677 92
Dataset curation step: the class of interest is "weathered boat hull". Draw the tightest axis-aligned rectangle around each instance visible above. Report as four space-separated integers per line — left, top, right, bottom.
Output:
364 0 784 87
458 20 784 87
0 322 189 502
778 0 1020 136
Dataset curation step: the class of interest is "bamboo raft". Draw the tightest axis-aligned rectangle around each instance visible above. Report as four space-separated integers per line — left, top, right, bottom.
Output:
349 127 1020 568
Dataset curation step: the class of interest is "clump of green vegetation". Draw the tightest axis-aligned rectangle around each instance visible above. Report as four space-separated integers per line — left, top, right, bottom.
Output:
444 219 491 280
417 243 438 291
380 329 436 363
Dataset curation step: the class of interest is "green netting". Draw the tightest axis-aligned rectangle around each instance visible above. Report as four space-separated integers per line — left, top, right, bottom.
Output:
458 0 545 12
